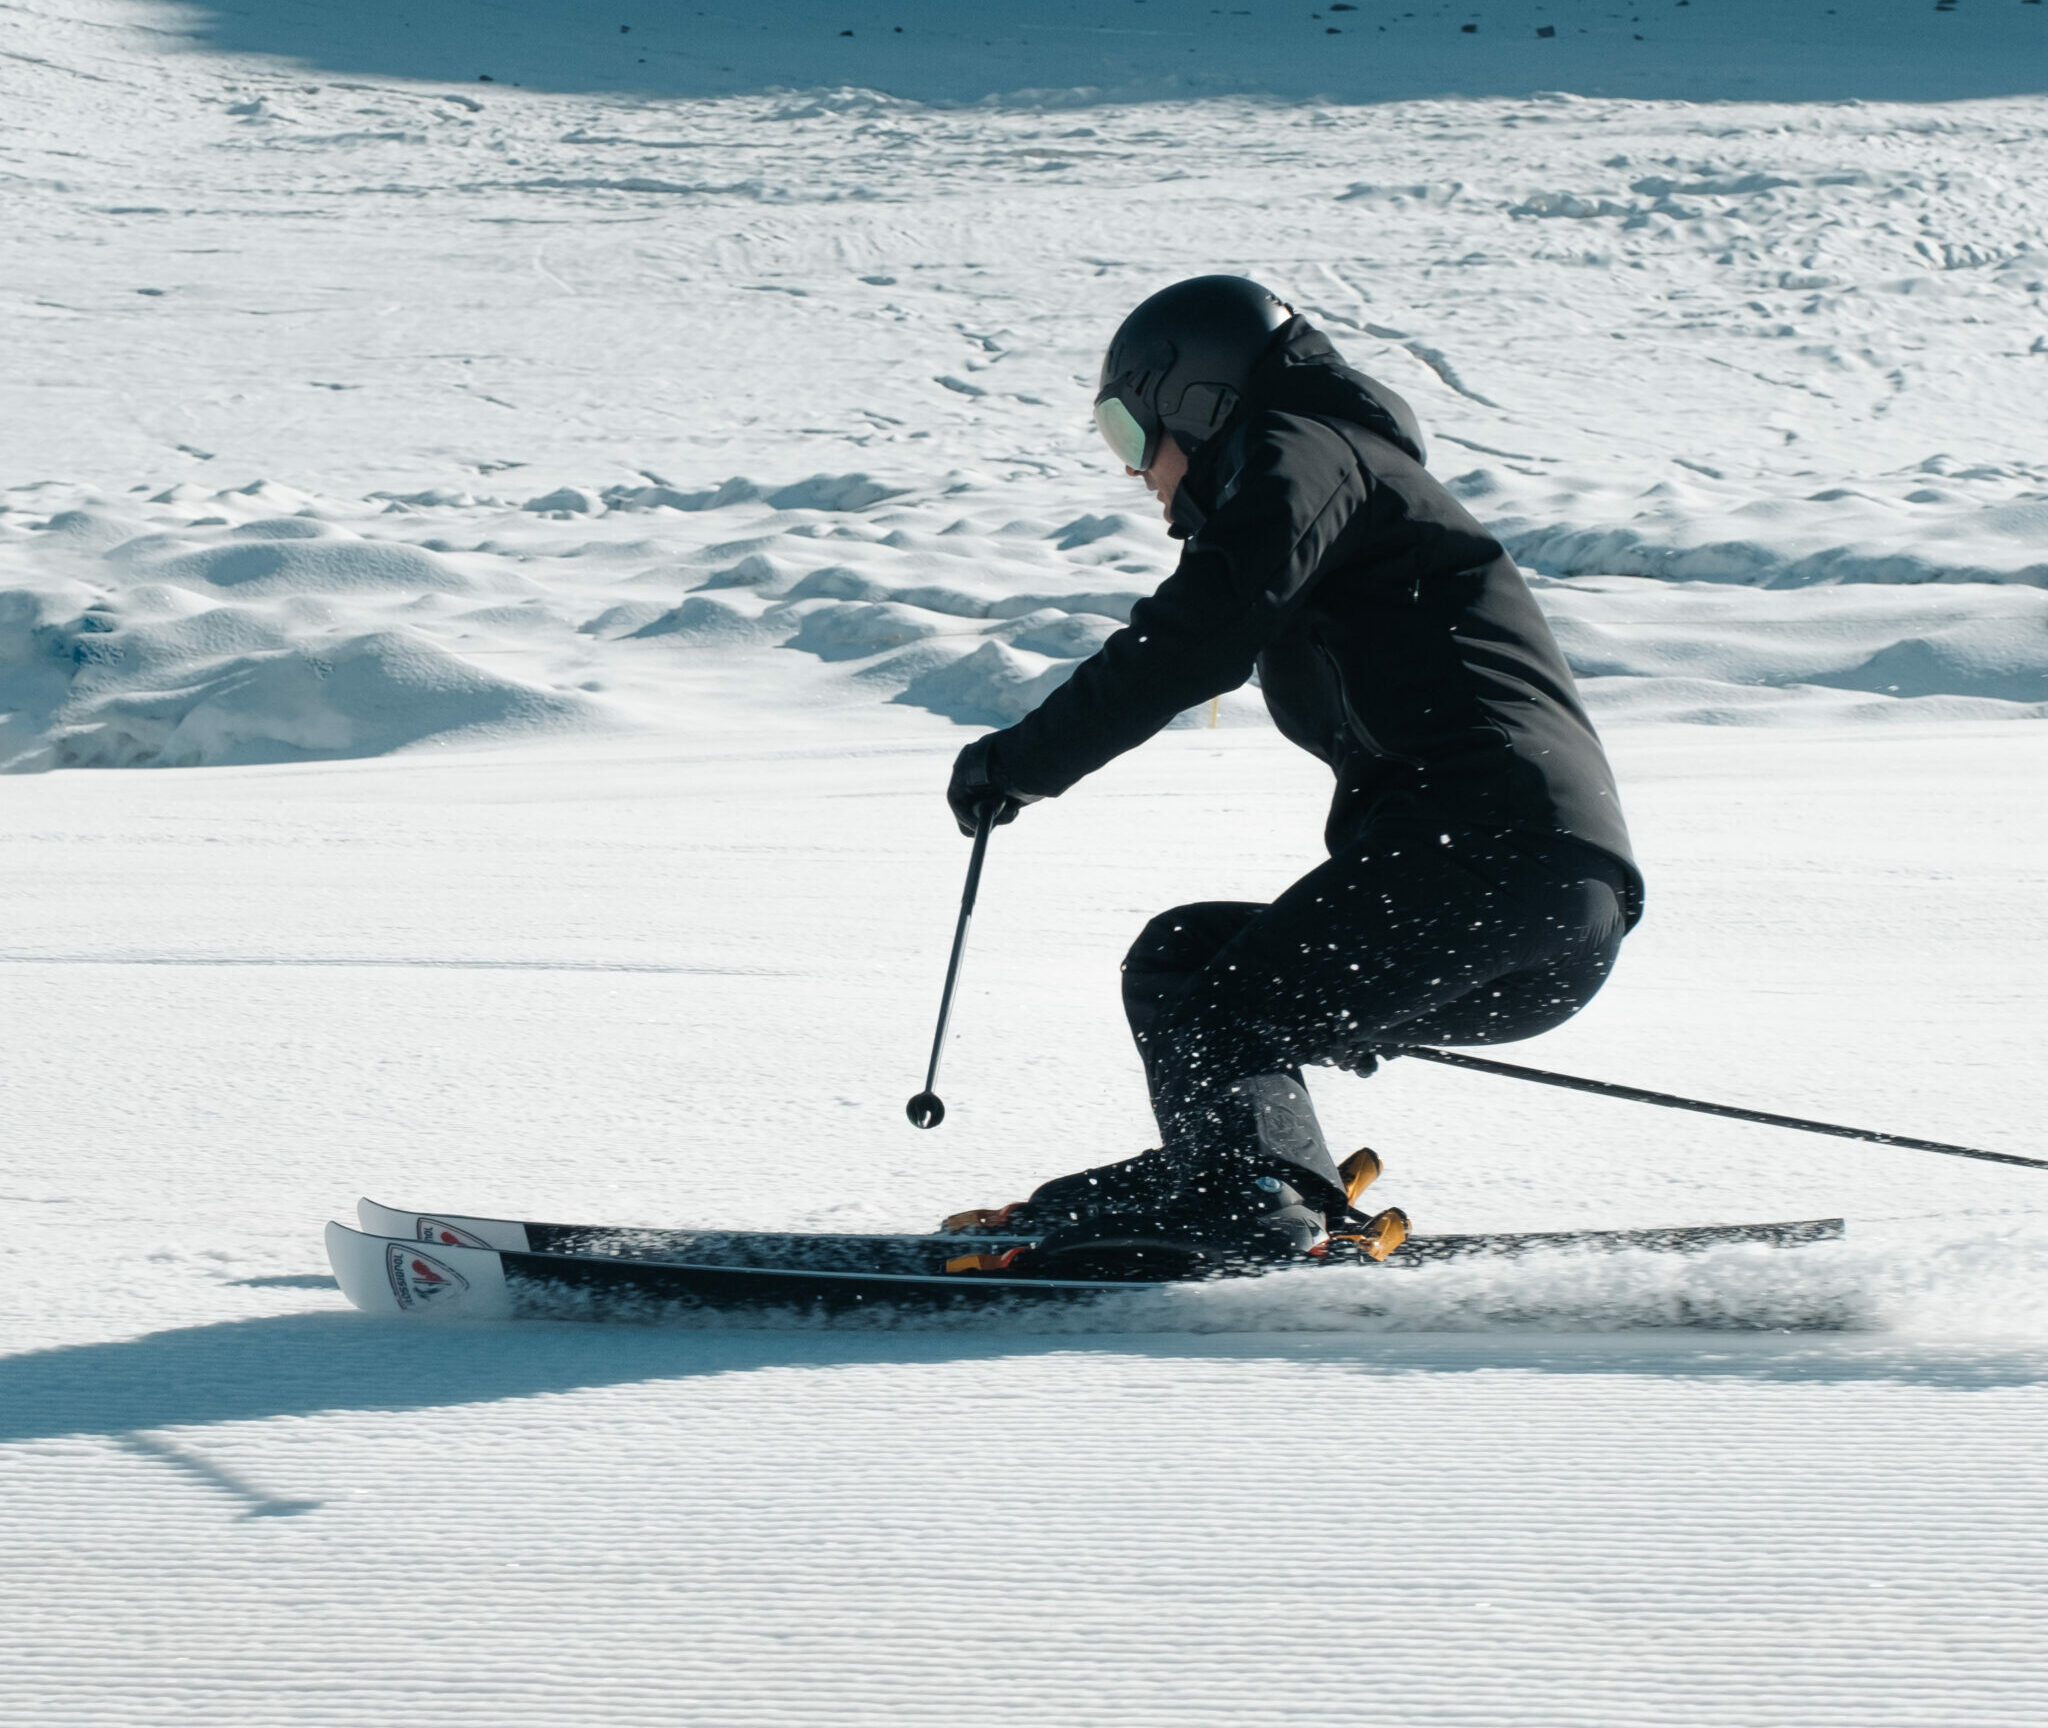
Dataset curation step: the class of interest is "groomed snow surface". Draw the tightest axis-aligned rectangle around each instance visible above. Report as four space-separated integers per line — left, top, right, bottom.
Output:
5 3 2048 1724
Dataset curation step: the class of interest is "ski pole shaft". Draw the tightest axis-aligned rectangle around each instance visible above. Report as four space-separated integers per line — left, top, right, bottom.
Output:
1397 1046 2047 1172
906 808 994 1129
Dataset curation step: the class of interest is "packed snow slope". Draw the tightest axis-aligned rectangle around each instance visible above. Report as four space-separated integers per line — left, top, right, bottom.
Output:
7 724 2048 1726
5 2 2048 1725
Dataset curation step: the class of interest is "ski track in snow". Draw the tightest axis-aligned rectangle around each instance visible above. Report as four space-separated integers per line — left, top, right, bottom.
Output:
10 1338 2048 1725
8 724 2048 1725
5 3 2048 1724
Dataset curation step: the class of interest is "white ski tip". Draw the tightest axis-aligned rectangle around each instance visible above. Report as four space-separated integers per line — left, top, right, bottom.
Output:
356 1198 531 1253
325 1220 514 1320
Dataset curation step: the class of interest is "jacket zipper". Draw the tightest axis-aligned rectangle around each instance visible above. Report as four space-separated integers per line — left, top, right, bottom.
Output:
1315 639 1426 770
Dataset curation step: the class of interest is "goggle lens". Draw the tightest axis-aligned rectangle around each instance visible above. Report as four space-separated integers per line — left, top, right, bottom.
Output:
1093 395 1154 471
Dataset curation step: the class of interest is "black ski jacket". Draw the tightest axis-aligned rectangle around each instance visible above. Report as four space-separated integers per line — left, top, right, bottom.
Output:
990 318 1643 924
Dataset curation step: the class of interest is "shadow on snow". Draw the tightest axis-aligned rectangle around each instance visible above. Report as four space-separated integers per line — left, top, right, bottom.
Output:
6 1308 2047 1443
160 0 2048 107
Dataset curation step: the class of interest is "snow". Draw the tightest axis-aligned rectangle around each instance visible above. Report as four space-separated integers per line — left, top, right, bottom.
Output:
5 2 2048 1723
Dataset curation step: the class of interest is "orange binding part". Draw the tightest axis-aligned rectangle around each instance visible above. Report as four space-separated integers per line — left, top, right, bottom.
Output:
1322 1206 1411 1262
944 1246 1030 1276
1338 1146 1383 1205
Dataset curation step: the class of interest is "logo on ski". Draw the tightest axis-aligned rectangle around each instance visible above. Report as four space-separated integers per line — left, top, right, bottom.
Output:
415 1217 491 1249
384 1244 471 1310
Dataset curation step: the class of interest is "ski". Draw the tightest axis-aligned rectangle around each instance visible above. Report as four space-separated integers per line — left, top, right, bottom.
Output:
357 1196 1843 1271
327 1220 1172 1319
331 1201 1846 1321
356 1196 1036 1271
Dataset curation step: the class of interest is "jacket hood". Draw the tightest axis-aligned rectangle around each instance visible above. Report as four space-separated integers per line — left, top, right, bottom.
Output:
1165 317 1429 538
1237 317 1428 466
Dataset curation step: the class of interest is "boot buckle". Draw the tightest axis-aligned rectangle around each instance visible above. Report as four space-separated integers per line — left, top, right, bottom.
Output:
1338 1145 1383 1205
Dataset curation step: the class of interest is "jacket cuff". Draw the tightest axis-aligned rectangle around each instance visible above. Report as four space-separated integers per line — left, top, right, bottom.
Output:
985 726 1062 800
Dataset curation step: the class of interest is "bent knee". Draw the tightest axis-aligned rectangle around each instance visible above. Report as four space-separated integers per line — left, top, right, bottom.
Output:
1122 901 1264 978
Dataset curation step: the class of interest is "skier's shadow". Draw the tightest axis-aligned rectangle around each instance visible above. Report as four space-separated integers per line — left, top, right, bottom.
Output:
2 1310 1147 1447
7 1308 2048 1446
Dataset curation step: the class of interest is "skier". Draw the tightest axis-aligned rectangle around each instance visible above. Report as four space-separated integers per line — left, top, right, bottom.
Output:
944 276 1645 1274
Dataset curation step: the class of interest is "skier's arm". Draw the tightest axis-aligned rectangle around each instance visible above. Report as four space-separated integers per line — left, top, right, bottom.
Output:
992 414 1365 797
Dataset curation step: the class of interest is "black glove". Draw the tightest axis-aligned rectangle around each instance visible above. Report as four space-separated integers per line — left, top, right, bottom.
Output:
947 734 1039 837
1326 1046 1381 1080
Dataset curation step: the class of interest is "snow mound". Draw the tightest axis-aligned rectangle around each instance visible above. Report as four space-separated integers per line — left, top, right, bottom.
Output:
998 609 1121 659
597 473 905 515
693 552 783 591
2 602 590 771
1472 461 2048 591
522 486 604 516
10 453 2048 774
893 639 1077 727
1541 577 2048 720
787 601 943 662
0 490 601 770
631 595 781 645
785 566 893 604
138 534 475 598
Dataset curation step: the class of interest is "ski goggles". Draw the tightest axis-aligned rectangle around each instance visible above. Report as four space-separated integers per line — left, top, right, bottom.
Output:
1092 391 1159 473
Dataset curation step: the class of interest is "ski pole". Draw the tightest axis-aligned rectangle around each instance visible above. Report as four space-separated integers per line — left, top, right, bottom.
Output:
906 806 995 1129
1396 1046 2046 1173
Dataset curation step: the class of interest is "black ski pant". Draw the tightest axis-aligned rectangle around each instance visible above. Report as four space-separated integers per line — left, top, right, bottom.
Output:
1121 821 1632 1196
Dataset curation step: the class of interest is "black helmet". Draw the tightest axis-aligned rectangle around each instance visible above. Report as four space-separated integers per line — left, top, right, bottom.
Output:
1093 275 1293 471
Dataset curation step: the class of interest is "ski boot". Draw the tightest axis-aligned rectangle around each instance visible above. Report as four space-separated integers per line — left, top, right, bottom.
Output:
944 1071 1362 1231
942 1142 1385 1237
943 1145 1398 1281
941 1145 1183 1237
